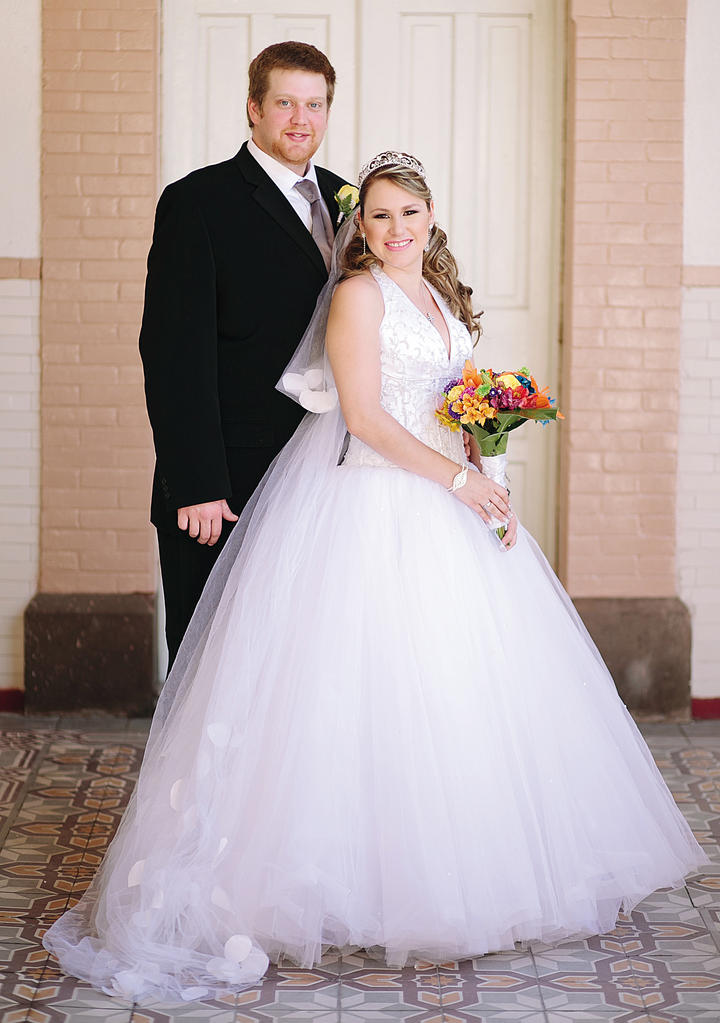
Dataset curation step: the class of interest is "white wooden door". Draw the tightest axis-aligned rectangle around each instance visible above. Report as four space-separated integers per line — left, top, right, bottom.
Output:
359 0 564 556
162 0 564 556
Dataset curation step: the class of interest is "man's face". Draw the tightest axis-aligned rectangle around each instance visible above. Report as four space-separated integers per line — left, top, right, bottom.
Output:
248 68 330 174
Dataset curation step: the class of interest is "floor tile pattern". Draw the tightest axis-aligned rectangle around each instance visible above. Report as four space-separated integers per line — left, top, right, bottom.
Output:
0 715 717 1023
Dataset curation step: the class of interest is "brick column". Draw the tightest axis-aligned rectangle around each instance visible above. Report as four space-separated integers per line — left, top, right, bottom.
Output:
562 0 690 716
26 1 159 712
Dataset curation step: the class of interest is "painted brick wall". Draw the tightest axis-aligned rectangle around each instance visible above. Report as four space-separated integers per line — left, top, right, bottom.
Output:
41 0 157 594
0 278 40 691
677 280 720 699
561 0 686 597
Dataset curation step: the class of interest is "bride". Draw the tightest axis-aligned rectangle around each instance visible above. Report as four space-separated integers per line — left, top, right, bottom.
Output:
43 151 708 1004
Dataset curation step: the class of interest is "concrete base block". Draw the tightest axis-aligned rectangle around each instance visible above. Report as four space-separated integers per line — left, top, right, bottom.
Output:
24 593 156 715
572 596 691 719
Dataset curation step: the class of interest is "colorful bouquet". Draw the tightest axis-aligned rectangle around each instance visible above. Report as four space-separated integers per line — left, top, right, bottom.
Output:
436 361 562 540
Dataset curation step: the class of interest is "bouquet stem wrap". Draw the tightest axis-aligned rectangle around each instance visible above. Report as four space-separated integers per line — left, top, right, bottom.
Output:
477 450 510 540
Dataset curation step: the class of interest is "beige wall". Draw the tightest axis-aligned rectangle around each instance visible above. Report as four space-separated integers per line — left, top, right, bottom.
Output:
683 0 720 265
40 0 157 595
678 0 720 703
0 0 42 258
561 0 686 598
0 275 40 697
0 1 41 698
678 279 720 700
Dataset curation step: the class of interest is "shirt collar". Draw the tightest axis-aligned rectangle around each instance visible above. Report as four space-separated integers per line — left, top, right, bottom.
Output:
247 137 320 196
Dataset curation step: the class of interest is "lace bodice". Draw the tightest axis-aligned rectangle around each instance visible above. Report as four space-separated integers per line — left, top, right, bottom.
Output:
342 265 473 469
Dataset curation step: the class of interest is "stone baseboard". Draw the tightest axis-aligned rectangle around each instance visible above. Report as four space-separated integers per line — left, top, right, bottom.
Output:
21 592 692 718
572 596 691 719
24 593 156 715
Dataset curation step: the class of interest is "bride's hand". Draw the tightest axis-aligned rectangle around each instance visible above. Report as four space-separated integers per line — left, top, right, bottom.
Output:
452 470 510 526
501 510 518 550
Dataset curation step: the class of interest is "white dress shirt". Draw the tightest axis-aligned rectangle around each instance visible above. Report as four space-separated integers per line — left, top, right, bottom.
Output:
247 137 331 231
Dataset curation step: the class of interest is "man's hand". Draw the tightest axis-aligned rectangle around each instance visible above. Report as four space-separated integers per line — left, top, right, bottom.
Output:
177 500 239 545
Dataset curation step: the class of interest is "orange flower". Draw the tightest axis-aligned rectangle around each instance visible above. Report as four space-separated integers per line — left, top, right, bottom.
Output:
462 360 483 388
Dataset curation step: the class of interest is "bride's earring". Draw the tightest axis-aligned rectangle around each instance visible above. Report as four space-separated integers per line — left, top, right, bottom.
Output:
424 225 433 253
362 233 366 256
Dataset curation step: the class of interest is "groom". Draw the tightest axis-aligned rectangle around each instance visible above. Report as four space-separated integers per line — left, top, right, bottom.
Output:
139 41 347 667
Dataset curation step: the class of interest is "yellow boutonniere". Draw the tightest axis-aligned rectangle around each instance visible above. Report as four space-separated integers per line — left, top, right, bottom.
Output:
334 183 360 225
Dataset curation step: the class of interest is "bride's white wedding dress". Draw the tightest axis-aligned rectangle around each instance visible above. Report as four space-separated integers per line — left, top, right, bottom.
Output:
44 265 708 1003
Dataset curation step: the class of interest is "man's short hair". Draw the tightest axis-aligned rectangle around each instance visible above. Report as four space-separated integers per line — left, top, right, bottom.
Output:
247 41 336 128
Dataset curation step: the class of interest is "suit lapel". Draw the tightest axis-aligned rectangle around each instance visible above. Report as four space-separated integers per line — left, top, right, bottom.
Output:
234 143 327 279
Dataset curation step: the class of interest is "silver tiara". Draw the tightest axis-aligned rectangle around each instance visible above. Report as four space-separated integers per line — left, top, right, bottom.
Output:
358 151 427 188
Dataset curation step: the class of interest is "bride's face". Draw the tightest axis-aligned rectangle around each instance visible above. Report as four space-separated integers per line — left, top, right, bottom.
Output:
359 179 434 273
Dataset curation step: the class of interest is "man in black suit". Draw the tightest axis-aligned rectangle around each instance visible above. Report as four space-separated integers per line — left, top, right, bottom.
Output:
139 41 347 667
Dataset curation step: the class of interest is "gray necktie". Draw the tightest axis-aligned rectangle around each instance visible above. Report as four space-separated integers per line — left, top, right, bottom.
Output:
294 178 333 271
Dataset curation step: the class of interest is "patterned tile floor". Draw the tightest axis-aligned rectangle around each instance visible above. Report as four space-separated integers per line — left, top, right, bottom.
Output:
0 714 718 1023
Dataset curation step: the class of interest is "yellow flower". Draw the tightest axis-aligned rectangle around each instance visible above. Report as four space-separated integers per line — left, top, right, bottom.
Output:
337 184 359 205
447 385 464 402
335 184 360 224
435 407 460 430
496 373 520 389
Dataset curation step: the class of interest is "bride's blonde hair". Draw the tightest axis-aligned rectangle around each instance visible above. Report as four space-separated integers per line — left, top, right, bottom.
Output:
339 160 483 341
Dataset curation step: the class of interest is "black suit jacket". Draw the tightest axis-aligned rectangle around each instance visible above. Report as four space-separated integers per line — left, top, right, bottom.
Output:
139 142 347 529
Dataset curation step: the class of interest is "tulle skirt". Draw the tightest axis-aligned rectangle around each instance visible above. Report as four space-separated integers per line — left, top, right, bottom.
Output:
43 450 709 1004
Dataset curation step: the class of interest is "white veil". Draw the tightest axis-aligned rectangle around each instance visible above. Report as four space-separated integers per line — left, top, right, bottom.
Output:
41 211 359 1003
275 212 358 413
